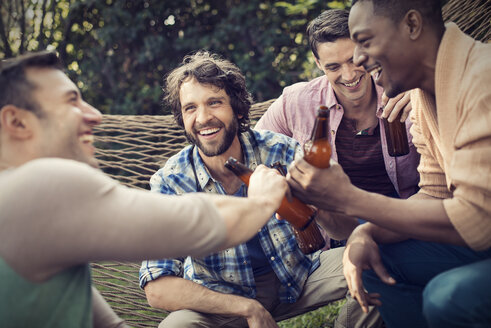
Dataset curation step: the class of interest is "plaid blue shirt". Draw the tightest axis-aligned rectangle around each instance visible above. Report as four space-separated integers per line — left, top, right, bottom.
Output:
139 129 320 303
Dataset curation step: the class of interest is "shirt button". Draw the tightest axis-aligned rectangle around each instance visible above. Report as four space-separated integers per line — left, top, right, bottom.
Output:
270 256 275 261
287 283 291 287
389 162 393 168
331 130 335 135
243 261 247 265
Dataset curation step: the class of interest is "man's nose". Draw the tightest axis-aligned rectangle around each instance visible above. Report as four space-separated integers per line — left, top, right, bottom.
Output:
82 101 102 125
353 46 367 67
341 65 357 81
196 106 212 124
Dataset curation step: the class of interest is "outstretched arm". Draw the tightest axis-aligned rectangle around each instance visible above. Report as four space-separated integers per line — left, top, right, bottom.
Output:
0 160 286 282
315 210 360 241
212 164 288 249
287 159 465 245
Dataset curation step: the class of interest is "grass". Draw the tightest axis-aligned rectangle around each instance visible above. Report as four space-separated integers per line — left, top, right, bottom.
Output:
278 300 346 328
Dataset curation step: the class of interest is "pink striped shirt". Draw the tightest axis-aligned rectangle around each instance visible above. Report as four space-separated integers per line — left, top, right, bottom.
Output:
255 75 420 198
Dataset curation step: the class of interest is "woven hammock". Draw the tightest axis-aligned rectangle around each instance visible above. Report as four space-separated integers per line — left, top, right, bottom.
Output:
91 1 490 326
442 0 490 42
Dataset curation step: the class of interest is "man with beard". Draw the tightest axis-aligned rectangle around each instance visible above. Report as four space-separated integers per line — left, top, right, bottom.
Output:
287 0 491 327
0 51 290 327
139 51 381 328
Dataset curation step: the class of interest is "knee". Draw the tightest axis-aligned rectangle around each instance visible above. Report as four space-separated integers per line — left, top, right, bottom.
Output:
159 310 199 328
423 275 449 323
422 270 468 326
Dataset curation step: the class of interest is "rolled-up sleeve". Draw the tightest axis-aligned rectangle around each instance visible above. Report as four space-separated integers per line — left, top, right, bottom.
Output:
139 258 184 288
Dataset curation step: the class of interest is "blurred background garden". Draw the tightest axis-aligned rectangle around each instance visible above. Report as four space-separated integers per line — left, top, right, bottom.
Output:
1 0 352 116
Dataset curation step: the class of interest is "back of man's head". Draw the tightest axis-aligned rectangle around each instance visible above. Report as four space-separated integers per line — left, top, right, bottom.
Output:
351 0 444 28
164 50 252 133
306 9 350 60
0 51 62 117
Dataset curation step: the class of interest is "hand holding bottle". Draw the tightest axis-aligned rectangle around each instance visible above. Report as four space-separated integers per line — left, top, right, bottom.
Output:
381 91 412 123
381 92 410 157
248 164 288 212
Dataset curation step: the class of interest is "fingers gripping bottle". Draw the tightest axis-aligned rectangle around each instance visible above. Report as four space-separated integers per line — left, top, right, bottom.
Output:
223 106 333 253
224 159 325 254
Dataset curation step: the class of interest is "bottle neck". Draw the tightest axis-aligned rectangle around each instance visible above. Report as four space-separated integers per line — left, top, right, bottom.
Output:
224 158 252 185
310 107 329 140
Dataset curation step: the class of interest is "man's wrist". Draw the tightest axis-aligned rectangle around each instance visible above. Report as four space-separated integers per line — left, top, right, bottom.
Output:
237 297 262 318
348 222 375 242
343 185 369 217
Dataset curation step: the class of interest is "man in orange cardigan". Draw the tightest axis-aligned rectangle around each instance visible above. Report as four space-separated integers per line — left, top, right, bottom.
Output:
286 0 491 327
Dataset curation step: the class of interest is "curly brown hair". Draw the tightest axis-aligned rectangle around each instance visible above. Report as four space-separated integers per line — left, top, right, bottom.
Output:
164 51 253 133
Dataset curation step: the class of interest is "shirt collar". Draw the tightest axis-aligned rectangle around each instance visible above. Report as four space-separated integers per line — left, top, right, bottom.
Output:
190 146 213 191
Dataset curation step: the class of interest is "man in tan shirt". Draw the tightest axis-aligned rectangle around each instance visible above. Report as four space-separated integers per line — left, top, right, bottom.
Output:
287 0 491 327
0 51 288 327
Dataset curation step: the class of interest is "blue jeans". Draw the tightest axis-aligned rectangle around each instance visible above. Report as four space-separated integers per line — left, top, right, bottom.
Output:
362 240 491 328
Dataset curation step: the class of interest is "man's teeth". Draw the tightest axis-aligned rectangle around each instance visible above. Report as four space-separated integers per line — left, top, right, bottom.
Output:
199 128 220 136
369 66 382 78
343 77 361 87
79 134 94 143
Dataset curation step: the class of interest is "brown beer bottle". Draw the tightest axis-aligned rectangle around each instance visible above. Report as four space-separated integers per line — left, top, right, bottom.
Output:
269 162 325 254
383 109 410 157
289 105 334 252
224 157 325 254
304 105 332 168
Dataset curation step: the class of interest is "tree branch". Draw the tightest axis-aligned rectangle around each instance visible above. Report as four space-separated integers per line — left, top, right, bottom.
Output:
19 0 26 53
0 2 13 57
37 0 50 50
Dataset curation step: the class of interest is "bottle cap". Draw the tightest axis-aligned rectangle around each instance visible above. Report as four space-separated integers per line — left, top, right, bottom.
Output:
317 105 330 116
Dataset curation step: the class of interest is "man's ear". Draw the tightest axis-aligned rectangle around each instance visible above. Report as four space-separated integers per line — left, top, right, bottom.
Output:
314 56 323 71
0 105 35 139
404 9 423 40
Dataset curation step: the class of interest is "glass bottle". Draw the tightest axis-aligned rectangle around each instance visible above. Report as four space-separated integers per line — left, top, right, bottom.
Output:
270 162 326 254
303 105 332 168
383 109 410 157
224 157 325 254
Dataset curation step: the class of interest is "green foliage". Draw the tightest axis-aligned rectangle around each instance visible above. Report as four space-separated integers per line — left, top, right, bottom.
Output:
278 300 346 328
1 0 350 115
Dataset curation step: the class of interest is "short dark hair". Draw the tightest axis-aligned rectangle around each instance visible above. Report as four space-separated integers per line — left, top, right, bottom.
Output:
0 51 62 116
306 9 350 59
351 0 443 26
164 51 253 133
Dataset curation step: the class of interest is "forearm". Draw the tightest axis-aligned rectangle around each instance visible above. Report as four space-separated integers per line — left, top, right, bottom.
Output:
345 189 466 245
145 276 256 317
209 194 279 249
350 221 407 245
316 209 359 240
